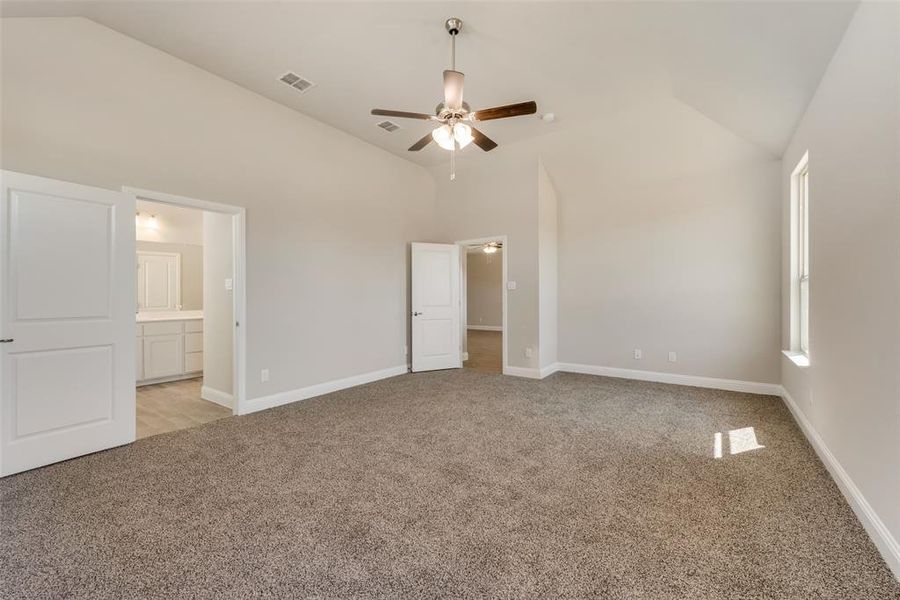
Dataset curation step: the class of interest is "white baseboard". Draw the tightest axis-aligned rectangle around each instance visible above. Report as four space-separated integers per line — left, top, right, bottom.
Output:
137 372 201 387
780 386 900 580
239 365 408 415
503 363 559 380
503 365 542 379
540 363 560 378
555 362 782 396
467 325 502 332
200 386 234 409
504 366 539 378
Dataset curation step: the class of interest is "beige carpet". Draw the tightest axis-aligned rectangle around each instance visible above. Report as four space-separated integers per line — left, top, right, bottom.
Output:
2 370 898 599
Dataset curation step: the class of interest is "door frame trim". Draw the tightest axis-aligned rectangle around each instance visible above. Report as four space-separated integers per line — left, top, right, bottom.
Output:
455 235 508 376
123 186 246 416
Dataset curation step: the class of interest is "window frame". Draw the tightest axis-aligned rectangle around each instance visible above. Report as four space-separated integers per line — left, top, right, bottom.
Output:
790 152 810 362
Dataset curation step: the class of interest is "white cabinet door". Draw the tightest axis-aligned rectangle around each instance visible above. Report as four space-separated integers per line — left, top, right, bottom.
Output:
143 334 183 379
411 242 461 372
184 351 203 373
0 170 135 476
137 251 180 311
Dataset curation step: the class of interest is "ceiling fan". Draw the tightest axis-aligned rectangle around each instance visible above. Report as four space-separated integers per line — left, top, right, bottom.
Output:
371 18 538 179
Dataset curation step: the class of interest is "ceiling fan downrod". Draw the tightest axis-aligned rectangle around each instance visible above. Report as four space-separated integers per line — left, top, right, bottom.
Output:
446 17 462 72
446 18 462 181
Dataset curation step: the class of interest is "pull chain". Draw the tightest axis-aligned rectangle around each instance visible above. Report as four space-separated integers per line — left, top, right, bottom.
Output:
450 145 456 181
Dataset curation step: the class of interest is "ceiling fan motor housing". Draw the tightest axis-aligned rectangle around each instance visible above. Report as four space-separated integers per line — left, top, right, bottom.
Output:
436 101 471 119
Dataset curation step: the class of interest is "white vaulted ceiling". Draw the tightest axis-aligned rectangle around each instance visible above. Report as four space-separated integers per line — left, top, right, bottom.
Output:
1 1 858 165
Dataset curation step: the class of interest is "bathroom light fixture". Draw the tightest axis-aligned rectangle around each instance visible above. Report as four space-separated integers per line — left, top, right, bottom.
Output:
136 212 160 230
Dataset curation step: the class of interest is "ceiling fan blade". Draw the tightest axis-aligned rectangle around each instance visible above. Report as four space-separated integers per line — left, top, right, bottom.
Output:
470 127 498 152
408 132 433 151
472 101 537 121
371 109 435 120
443 70 465 111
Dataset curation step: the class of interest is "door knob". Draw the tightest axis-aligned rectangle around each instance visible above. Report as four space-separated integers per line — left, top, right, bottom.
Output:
0 339 13 343
413 312 422 316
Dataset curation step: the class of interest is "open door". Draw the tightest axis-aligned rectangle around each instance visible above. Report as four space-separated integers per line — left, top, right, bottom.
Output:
411 242 461 372
1 171 135 476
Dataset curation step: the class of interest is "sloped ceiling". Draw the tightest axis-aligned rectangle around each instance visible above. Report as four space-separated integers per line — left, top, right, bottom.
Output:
1 1 857 165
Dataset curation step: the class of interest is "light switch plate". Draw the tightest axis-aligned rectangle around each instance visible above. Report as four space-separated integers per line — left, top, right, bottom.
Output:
225 278 234 290
507 281 517 290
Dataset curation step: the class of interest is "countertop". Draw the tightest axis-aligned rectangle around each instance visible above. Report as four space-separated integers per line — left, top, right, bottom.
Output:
137 310 203 323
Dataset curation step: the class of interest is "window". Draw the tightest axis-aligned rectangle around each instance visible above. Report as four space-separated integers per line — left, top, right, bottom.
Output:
791 152 810 361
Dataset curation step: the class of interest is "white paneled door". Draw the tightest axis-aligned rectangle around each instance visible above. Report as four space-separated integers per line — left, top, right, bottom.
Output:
411 242 461 372
0 171 135 476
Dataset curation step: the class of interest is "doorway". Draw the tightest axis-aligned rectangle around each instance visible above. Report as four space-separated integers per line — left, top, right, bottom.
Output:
126 187 246 436
457 236 507 375
0 172 247 475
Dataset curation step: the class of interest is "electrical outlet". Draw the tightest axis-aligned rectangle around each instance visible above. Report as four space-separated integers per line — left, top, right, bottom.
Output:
668 351 677 363
403 345 408 357
260 368 270 383
633 348 642 360
525 347 533 358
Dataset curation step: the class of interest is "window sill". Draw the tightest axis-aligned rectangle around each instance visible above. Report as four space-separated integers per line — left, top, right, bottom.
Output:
782 350 809 368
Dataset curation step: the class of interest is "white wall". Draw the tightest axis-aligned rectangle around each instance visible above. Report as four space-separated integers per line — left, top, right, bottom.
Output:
466 250 503 329
1 17 436 401
202 211 233 396
136 241 203 310
433 97 782 383
547 99 782 383
538 160 559 369
430 147 540 371
780 1 900 575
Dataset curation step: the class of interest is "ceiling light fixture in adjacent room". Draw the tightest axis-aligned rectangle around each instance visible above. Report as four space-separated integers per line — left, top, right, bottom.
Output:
483 242 499 254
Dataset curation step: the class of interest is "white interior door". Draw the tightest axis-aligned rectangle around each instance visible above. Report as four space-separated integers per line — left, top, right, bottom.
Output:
137 251 180 311
1 171 135 476
411 242 461 372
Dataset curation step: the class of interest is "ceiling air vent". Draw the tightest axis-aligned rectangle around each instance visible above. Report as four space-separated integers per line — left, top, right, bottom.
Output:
376 120 401 133
278 72 315 94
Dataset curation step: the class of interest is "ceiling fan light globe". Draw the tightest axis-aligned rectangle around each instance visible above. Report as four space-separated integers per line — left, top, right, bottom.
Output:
453 122 474 149
432 124 455 151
